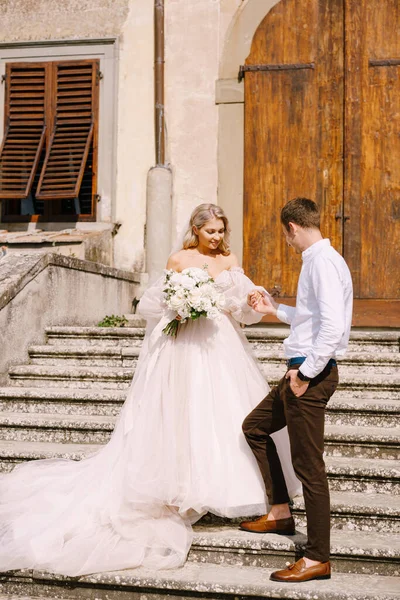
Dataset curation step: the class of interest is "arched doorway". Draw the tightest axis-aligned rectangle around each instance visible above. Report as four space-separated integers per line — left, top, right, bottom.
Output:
242 0 400 326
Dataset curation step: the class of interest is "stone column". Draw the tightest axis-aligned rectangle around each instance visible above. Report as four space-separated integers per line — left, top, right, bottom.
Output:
146 165 172 283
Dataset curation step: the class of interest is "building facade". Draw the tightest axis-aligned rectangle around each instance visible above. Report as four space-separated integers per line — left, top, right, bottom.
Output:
0 0 398 325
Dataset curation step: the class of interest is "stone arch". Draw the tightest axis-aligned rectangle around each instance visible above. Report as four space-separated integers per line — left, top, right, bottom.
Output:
217 0 281 259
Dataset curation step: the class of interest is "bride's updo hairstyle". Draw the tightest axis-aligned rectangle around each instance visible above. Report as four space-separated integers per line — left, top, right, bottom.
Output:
182 203 231 255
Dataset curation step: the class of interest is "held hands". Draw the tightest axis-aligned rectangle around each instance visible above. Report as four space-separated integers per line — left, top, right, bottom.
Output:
247 288 278 316
286 369 309 397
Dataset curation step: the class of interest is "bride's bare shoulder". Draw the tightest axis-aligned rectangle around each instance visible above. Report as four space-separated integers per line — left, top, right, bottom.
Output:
225 252 240 268
166 250 190 271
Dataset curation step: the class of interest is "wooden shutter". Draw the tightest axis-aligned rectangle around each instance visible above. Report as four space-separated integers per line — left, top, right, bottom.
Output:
36 60 98 200
0 63 46 199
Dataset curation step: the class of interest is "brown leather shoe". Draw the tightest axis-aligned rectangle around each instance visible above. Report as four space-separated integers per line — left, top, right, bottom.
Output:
270 558 331 582
239 514 295 535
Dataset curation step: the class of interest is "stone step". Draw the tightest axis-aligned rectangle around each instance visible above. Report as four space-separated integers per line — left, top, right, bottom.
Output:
0 412 113 444
0 441 398 495
246 326 400 354
29 344 400 373
266 364 399 390
2 557 399 600
9 365 133 389
46 326 145 347
0 387 398 426
0 412 397 460
326 393 400 428
0 387 126 416
201 491 400 534
8 363 400 391
45 325 400 354
0 596 55 600
189 526 400 576
291 491 400 534
324 424 399 460
325 456 400 495
29 345 140 367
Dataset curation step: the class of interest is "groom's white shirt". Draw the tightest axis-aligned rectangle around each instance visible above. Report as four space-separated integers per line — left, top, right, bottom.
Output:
276 238 353 379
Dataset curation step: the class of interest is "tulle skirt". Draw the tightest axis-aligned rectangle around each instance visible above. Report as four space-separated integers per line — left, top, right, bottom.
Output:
0 314 301 576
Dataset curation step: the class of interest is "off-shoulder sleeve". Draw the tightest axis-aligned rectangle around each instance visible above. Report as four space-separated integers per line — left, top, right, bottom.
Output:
137 276 166 323
221 268 264 326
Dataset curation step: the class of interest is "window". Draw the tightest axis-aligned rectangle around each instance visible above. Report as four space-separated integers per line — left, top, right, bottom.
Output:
0 59 100 222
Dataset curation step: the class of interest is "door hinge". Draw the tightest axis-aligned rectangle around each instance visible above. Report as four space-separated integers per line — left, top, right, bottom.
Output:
369 58 400 68
335 212 350 222
238 62 315 83
1 74 6 84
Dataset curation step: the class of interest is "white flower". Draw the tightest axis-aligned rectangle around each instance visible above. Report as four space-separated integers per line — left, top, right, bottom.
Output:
170 273 183 286
188 288 202 307
200 298 212 312
199 283 214 298
179 275 196 290
182 267 210 283
169 292 187 311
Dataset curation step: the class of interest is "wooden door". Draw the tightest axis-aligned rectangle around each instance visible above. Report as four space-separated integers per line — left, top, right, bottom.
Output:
243 0 400 325
344 0 400 323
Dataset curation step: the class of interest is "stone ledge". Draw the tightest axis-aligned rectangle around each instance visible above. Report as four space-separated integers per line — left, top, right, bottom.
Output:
3 562 400 600
0 252 141 312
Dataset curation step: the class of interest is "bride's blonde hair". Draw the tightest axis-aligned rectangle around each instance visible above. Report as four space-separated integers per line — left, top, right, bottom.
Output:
182 203 231 255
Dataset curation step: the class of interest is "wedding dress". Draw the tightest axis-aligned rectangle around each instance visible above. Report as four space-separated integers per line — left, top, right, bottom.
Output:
0 267 301 576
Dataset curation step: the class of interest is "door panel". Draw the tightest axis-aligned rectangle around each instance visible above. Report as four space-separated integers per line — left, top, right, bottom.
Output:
244 0 400 323
243 0 344 297
344 0 400 300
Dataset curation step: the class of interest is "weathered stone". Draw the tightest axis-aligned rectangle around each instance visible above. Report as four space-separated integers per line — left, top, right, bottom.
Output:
1 561 400 600
0 321 399 598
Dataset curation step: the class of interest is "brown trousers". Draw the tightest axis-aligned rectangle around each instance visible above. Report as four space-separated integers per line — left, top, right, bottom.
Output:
242 364 339 562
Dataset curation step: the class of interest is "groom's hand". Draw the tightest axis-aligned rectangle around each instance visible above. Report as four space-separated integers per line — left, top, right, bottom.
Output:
286 370 309 397
247 289 278 316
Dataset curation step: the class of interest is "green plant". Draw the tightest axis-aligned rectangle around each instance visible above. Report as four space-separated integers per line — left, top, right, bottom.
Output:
98 314 128 328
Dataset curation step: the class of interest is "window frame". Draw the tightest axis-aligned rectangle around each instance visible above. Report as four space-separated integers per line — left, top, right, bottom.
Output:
0 39 117 226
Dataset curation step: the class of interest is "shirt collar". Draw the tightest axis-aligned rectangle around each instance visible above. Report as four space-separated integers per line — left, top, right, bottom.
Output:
302 238 331 262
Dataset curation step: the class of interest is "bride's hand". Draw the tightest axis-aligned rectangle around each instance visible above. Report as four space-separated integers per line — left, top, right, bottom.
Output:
248 290 278 316
247 290 262 307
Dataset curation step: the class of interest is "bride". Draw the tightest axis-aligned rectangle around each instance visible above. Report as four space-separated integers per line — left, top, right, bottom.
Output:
0 203 300 576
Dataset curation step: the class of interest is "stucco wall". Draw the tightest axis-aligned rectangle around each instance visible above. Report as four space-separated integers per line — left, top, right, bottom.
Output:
0 0 129 41
113 0 154 272
165 0 220 241
0 0 267 270
165 0 249 254
0 0 154 273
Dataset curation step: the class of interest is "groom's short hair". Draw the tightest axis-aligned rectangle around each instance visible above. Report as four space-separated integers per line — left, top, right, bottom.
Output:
281 197 320 231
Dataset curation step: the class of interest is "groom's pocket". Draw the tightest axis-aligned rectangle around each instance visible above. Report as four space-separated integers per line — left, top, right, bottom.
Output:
309 366 339 404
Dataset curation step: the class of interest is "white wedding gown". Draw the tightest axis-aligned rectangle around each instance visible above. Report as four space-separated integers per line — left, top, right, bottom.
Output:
0 267 301 576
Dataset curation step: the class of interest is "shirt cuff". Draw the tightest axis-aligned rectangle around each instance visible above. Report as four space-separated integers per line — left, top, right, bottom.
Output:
299 357 331 379
276 304 295 324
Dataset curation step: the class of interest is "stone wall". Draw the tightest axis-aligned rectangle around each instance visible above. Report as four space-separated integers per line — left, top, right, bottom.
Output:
0 253 140 381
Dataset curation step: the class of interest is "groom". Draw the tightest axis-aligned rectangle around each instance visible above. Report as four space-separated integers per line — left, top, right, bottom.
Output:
241 198 353 583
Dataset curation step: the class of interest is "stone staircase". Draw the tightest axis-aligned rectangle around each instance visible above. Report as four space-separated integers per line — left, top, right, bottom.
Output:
0 324 399 600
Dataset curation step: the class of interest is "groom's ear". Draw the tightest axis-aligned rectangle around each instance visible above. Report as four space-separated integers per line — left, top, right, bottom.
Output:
287 221 297 235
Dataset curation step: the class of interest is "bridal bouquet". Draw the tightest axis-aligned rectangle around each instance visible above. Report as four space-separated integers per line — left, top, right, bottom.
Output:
162 267 226 337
